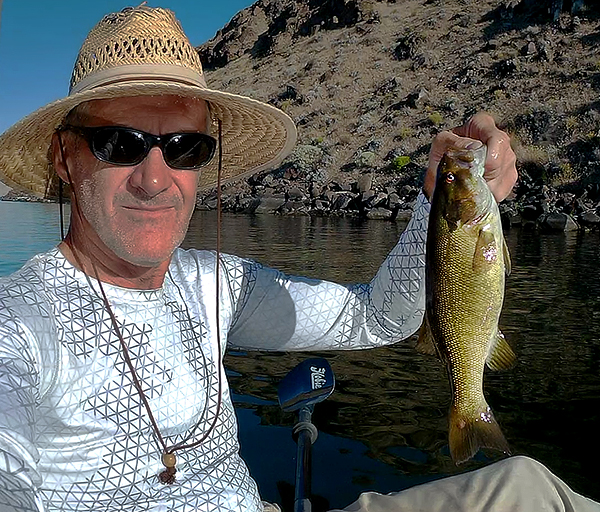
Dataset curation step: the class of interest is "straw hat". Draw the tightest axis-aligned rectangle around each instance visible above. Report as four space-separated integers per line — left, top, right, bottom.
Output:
0 5 297 199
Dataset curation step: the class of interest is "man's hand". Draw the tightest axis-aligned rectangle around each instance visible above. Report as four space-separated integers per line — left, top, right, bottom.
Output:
423 112 518 202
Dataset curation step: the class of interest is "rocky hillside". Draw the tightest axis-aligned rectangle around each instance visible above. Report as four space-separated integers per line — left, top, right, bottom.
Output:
196 0 600 229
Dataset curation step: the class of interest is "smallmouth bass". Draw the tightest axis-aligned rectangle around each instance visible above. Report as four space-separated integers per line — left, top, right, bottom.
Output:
418 145 515 464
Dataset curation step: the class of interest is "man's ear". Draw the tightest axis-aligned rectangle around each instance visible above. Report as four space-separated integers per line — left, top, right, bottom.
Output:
51 132 70 184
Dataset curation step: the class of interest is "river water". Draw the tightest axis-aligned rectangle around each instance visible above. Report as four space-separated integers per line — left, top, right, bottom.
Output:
1 201 600 509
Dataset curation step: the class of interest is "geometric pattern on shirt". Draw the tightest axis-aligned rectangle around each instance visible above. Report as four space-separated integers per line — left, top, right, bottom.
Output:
0 454 39 512
0 251 264 512
363 193 429 341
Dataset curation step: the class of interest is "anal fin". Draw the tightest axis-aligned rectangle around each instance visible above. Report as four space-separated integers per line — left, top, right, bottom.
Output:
486 330 516 371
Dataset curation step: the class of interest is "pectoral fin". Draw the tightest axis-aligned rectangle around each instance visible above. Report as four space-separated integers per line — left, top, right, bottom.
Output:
416 313 438 357
503 237 512 276
473 228 500 272
486 330 516 370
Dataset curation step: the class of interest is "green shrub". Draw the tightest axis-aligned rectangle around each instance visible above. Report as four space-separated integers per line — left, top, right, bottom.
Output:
280 99 292 112
566 116 578 132
397 126 415 139
428 111 444 127
551 163 580 187
392 155 411 170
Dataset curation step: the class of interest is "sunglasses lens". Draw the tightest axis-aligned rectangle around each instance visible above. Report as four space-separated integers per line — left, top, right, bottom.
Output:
79 126 216 169
92 128 147 165
164 133 216 169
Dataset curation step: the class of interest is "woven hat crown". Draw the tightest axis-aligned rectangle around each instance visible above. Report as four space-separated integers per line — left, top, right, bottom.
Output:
70 6 205 94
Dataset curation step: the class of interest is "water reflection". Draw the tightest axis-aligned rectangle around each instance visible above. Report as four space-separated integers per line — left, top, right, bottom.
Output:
183 211 406 283
185 212 600 510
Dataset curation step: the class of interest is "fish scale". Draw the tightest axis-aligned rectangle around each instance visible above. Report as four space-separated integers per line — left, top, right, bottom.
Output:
417 145 515 464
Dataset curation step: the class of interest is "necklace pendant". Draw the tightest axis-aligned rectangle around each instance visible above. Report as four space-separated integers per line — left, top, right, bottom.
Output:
159 452 177 485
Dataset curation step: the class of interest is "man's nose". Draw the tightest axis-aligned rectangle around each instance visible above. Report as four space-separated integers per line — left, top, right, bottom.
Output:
128 147 173 198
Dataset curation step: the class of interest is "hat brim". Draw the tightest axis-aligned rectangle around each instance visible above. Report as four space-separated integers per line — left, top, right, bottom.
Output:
0 80 297 199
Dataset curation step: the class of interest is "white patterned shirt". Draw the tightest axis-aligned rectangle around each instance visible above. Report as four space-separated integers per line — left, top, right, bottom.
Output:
0 194 430 512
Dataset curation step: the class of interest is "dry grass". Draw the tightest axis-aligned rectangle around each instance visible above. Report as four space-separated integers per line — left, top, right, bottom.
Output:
551 163 581 187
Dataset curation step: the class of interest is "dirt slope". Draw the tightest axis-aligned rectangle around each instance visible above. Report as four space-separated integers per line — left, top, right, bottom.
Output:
196 0 600 224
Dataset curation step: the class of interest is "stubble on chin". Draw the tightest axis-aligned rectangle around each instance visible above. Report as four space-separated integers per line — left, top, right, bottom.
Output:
113 222 189 267
75 190 185 268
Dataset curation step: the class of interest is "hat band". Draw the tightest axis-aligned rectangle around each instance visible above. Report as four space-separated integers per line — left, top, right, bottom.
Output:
70 64 207 95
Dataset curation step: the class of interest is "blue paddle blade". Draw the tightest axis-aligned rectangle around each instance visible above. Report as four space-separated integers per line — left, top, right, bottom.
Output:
278 358 335 412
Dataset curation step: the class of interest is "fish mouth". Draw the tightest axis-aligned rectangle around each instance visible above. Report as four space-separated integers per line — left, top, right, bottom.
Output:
444 145 487 177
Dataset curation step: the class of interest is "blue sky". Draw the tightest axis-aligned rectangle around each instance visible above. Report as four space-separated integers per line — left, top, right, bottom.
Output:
0 1 255 134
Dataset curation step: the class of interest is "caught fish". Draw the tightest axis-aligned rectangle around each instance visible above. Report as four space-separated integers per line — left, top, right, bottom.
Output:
417 144 516 464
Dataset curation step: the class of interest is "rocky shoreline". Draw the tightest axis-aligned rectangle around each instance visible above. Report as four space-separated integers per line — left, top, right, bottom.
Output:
5 157 600 232
192 160 600 232
1 190 54 203
193 0 600 232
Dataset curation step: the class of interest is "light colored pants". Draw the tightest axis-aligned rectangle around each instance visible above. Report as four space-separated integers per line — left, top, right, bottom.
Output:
263 503 282 512
330 456 600 512
264 456 600 512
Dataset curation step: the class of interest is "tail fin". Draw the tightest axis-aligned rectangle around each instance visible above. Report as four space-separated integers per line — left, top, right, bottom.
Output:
449 402 511 464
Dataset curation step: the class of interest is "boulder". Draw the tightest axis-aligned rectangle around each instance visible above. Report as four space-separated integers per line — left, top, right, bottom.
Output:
355 150 378 168
204 197 218 210
313 199 329 211
388 193 401 209
255 196 286 214
371 192 388 208
357 173 373 193
521 204 541 221
331 192 354 210
237 197 260 214
321 190 334 203
405 87 430 109
288 186 306 200
579 211 600 229
366 207 393 220
361 190 376 205
539 212 578 232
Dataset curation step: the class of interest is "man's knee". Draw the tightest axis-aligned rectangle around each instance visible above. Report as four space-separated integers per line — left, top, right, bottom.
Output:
503 455 541 468
497 455 549 479
481 454 562 500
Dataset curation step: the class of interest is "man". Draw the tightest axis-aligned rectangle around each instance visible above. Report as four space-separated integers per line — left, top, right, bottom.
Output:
0 5 596 512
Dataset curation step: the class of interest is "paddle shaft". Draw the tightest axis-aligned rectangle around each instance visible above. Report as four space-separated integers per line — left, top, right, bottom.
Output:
294 406 316 512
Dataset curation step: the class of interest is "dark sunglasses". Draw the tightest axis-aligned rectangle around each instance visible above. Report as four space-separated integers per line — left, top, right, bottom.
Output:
62 125 217 170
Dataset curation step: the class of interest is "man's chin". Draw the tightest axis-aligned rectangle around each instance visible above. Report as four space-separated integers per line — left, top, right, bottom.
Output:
109 240 179 269
119 249 176 268
93 221 188 271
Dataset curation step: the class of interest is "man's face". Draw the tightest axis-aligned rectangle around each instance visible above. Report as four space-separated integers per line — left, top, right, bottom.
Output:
59 95 209 268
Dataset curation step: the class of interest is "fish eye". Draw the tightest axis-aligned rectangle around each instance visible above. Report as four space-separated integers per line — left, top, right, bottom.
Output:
445 172 455 183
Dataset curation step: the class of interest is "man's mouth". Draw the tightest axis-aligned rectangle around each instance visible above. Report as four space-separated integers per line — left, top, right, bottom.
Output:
122 205 175 212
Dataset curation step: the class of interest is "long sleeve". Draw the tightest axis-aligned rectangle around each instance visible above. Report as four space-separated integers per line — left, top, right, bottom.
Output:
226 192 430 351
0 320 44 512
